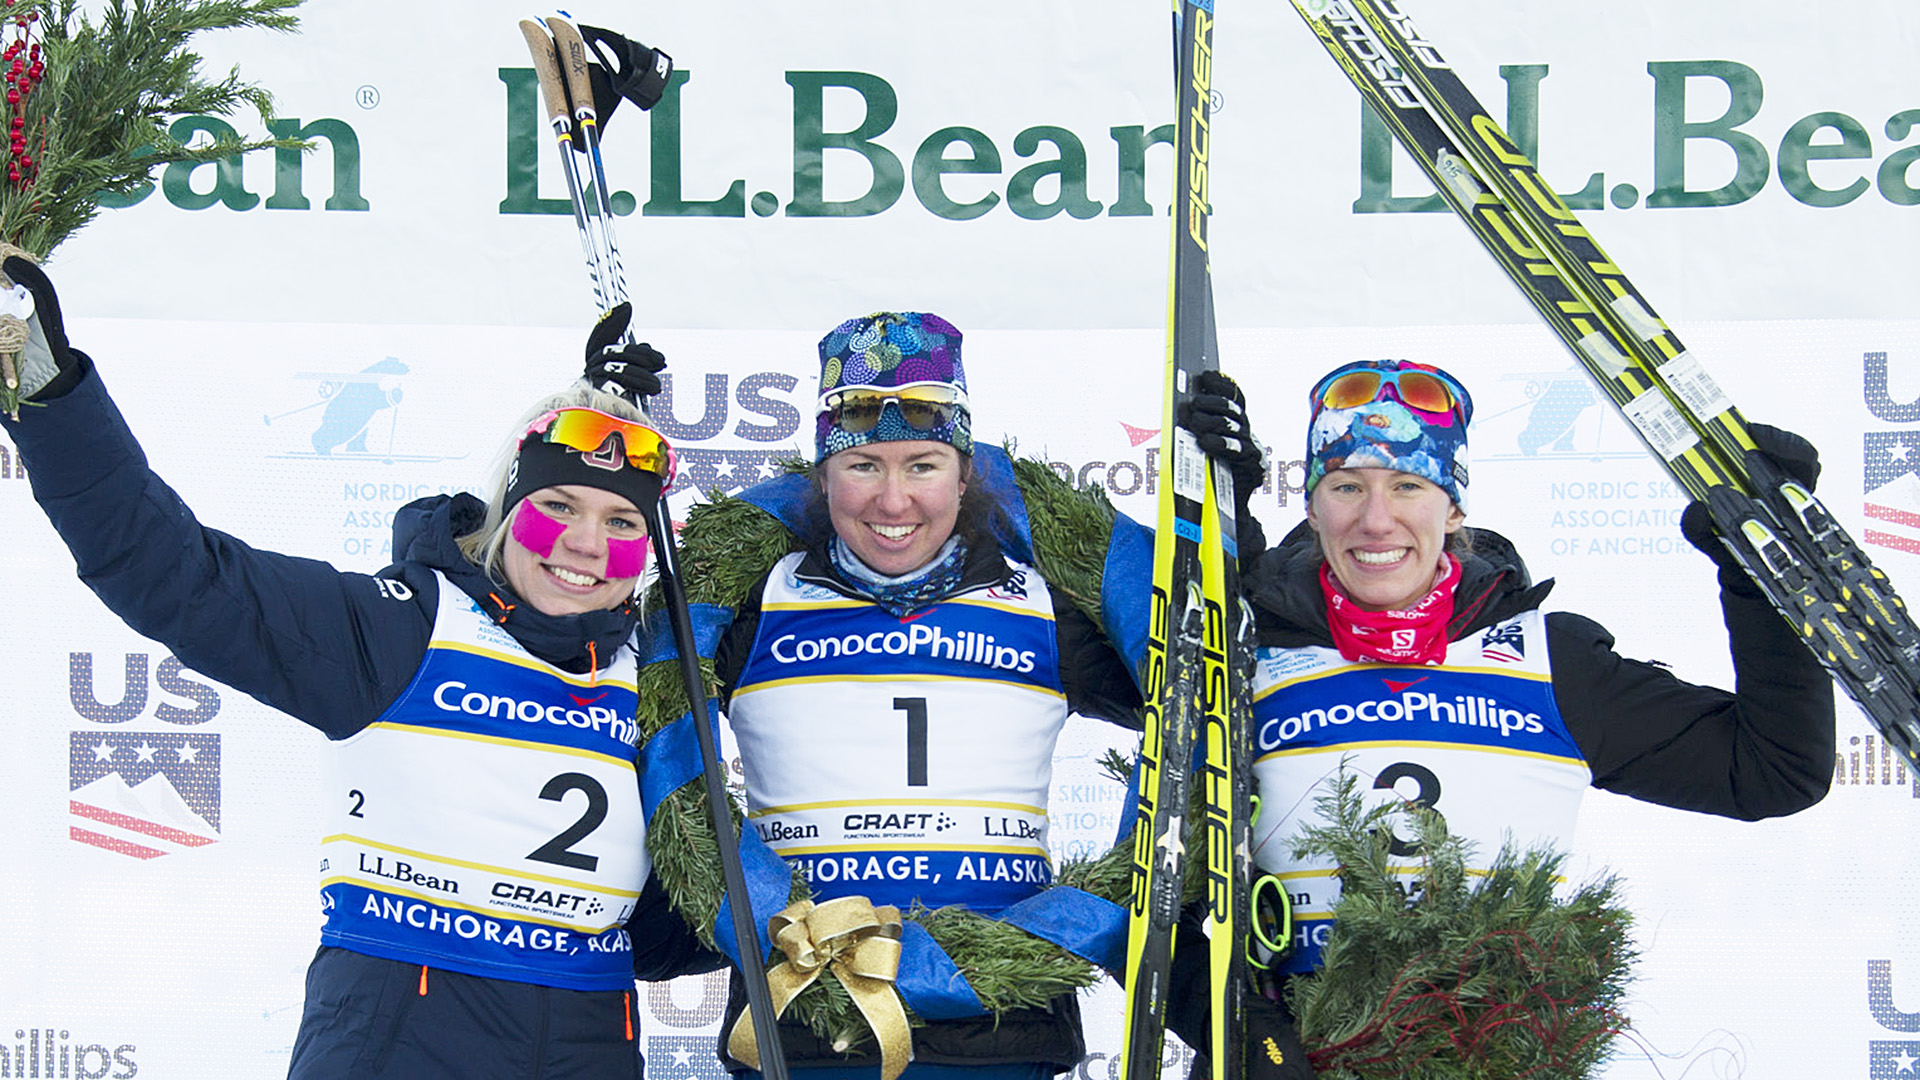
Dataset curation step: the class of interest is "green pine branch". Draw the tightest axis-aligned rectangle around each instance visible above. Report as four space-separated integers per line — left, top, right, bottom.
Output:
0 0 304 257
0 0 304 414
1287 771 1638 1080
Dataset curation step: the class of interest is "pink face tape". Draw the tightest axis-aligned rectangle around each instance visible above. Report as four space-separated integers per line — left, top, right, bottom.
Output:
604 535 651 580
511 499 568 558
511 499 650 579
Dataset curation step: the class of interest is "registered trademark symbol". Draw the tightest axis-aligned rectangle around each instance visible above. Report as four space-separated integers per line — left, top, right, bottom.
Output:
356 85 380 110
1209 89 1224 113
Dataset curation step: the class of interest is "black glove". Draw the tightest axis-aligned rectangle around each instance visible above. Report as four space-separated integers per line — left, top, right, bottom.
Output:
1180 370 1266 492
1185 994 1316 1080
1680 423 1822 588
2 254 83 400
583 301 666 403
577 24 673 122
1246 993 1316 1080
1179 369 1268 564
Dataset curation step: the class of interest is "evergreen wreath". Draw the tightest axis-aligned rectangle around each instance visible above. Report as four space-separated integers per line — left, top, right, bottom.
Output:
0 0 303 413
638 454 1136 1048
1288 770 1638 1080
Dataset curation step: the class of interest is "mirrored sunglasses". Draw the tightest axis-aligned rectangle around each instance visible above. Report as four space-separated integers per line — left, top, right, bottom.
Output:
524 408 676 482
819 384 968 434
1314 368 1462 415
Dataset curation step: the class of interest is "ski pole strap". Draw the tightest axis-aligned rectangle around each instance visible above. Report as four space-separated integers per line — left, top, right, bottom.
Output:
578 24 674 121
1099 513 1156 688
1248 875 1293 966
995 886 1129 972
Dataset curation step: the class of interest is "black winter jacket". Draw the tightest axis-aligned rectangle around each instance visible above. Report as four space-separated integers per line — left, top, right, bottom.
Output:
1243 521 1835 819
1167 519 1836 1080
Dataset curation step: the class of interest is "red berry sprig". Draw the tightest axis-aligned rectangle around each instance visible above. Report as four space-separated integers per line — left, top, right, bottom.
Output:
1 0 43 189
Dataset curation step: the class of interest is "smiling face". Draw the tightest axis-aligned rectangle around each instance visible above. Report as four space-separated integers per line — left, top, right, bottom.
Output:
1307 467 1465 612
501 484 648 616
821 441 968 577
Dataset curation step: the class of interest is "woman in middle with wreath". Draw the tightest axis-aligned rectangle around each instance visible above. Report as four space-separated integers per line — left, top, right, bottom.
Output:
645 310 1199 1080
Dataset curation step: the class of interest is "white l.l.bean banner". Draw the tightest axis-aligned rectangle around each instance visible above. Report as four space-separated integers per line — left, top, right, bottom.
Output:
2 0 1918 1077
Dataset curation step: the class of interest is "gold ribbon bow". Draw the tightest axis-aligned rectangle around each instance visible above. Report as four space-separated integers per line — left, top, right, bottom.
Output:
727 896 914 1080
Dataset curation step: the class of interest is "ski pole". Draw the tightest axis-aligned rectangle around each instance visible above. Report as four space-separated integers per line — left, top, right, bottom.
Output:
637 494 793 1080
519 17 618 315
518 18 792 1080
544 15 630 320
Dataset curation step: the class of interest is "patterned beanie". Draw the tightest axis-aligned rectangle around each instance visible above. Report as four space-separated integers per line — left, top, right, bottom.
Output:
1304 359 1473 510
815 311 972 463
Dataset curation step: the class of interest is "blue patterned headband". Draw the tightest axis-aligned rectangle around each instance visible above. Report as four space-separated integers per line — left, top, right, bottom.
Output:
1305 359 1473 510
815 311 972 463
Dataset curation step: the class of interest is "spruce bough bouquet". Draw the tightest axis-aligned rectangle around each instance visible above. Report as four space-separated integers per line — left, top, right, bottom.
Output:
1288 771 1638 1080
0 0 302 415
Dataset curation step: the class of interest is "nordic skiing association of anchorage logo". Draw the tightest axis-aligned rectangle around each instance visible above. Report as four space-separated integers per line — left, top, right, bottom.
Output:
265 358 454 464
67 652 222 859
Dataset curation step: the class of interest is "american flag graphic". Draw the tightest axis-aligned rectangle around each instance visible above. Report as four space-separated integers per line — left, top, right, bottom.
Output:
68 731 220 859
1865 432 1920 557
1866 499 1920 557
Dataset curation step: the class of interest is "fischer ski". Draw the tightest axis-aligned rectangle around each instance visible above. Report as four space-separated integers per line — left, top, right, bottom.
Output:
517 19 791 1080
1121 3 1258 1080
1288 0 1920 773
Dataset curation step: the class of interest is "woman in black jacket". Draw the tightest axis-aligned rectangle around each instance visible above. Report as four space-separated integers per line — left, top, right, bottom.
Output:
1177 359 1834 1078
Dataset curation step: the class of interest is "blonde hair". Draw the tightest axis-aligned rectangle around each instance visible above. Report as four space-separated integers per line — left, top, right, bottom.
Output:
457 383 655 585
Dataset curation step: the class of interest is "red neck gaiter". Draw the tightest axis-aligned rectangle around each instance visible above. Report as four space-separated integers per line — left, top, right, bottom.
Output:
1319 555 1462 665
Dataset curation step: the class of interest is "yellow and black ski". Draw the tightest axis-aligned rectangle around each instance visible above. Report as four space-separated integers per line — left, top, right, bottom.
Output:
1288 0 1920 772
1121 3 1258 1080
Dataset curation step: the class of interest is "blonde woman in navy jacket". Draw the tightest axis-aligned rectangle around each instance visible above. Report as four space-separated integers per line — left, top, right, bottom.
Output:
0 256 718 1080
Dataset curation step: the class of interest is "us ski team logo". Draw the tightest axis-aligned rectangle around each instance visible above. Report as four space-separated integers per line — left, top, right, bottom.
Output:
68 731 220 859
1481 620 1525 662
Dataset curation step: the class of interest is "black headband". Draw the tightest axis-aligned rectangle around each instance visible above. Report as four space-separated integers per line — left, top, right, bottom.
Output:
504 432 663 515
